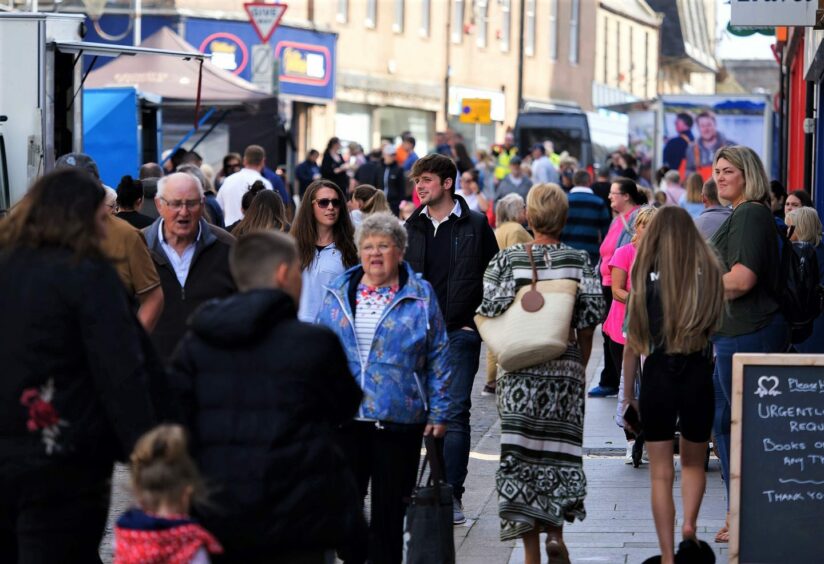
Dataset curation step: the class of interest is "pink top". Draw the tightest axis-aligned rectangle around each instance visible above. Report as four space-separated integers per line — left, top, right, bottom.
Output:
603 243 637 344
599 206 638 285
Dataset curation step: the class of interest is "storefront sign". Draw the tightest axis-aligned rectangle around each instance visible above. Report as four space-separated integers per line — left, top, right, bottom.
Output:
275 41 330 86
731 0 818 27
198 32 249 75
459 98 492 124
187 18 336 100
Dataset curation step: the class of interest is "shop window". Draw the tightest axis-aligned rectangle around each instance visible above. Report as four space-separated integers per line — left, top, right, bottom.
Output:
420 0 431 37
569 0 580 64
452 0 465 44
336 0 347 24
524 0 535 57
499 0 511 53
393 0 404 33
365 0 377 29
475 0 489 49
548 0 558 61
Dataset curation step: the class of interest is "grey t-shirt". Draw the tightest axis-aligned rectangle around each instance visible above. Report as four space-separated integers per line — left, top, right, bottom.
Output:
694 206 732 240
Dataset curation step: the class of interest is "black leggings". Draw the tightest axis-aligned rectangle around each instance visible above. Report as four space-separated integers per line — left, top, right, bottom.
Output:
639 349 714 443
599 285 620 389
337 421 425 564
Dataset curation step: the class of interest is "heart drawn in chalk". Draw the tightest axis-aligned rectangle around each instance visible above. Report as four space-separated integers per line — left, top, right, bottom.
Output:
755 375 782 397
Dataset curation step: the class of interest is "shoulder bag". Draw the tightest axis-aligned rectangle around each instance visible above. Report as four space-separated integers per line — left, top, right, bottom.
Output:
475 243 578 372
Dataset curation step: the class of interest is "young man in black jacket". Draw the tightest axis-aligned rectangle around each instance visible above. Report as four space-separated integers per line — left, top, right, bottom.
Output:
404 153 499 524
170 231 366 562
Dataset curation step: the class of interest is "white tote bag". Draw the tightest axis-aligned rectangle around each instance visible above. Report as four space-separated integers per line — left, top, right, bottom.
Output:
475 244 577 372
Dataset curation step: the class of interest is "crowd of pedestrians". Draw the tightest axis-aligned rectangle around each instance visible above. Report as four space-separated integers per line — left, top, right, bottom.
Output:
0 125 822 564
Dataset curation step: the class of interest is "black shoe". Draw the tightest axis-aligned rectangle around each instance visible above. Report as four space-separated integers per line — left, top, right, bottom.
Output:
675 538 715 564
642 557 662 564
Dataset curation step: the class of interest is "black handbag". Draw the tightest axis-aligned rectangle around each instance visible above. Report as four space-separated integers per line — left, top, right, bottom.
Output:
403 436 455 564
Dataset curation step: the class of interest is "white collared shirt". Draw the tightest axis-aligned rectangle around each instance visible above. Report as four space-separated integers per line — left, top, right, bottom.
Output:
422 198 462 236
158 220 202 287
569 186 594 195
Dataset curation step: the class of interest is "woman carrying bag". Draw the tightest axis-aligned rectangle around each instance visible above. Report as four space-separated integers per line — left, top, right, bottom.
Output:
476 183 604 564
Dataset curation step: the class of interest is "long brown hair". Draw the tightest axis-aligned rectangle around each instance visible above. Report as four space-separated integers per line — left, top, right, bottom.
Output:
626 206 724 355
232 190 289 237
0 168 105 260
291 179 357 269
352 184 391 215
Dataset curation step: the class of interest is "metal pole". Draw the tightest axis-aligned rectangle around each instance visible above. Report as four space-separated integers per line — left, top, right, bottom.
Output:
134 0 142 46
516 0 525 113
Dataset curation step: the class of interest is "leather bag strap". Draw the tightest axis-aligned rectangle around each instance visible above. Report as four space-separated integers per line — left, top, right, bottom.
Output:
526 243 538 291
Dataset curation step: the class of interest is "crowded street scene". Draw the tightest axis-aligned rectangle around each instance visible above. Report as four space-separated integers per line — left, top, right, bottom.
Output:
1 1 824 563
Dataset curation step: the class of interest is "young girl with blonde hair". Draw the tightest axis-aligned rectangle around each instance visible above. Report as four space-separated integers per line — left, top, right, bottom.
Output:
604 205 657 462
624 206 724 564
114 425 222 563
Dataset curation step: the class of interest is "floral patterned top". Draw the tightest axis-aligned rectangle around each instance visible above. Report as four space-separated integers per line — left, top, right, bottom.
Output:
477 243 605 328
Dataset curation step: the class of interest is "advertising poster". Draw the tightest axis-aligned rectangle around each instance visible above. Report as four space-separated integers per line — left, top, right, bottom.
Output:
628 110 656 167
661 95 767 180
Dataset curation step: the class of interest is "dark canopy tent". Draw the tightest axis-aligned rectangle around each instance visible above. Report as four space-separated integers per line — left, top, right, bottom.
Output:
85 27 282 163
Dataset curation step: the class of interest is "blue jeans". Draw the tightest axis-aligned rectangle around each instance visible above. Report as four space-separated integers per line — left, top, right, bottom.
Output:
444 329 482 501
712 314 789 499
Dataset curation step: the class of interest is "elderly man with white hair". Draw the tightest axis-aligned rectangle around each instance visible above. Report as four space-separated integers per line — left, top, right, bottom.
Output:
143 172 237 361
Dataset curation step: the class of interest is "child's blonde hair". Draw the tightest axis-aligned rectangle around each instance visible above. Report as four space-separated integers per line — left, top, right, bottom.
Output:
631 206 658 244
130 424 202 512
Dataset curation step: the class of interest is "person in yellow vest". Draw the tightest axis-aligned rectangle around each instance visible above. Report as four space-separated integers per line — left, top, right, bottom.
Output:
492 132 519 183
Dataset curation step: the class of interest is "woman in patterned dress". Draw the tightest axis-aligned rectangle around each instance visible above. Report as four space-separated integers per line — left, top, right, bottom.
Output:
477 183 605 564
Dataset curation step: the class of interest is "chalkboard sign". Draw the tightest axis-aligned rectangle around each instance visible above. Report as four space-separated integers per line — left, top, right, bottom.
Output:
730 354 824 564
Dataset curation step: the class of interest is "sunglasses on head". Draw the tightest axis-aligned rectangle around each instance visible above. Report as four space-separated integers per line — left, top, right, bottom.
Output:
314 198 342 209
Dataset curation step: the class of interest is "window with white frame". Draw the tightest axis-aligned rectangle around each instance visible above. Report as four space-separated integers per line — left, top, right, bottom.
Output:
500 0 511 52
393 0 404 33
420 0 431 37
548 0 558 60
365 0 377 29
336 0 348 23
569 0 580 64
452 0 465 44
525 0 535 56
475 0 489 48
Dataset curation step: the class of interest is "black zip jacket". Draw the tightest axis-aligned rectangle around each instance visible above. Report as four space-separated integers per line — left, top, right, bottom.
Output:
143 218 237 362
404 194 499 331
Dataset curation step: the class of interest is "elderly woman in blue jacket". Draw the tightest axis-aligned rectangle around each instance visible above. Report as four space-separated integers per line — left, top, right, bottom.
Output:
318 212 451 564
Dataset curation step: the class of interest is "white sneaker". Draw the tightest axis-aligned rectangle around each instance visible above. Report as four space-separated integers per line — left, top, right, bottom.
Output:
625 440 635 464
641 444 649 464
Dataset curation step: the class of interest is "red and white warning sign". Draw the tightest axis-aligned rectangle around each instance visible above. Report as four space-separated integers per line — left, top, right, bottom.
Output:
243 2 287 43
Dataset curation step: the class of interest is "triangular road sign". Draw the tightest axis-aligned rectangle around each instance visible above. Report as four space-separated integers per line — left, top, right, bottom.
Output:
244 2 287 44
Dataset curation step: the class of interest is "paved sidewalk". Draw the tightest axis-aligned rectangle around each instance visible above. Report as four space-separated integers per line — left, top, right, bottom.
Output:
455 335 729 563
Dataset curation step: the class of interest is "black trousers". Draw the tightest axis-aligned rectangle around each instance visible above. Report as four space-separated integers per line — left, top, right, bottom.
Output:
0 463 111 564
338 421 425 564
598 285 620 389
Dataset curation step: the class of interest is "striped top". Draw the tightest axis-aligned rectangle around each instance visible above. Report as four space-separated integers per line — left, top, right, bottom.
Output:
355 283 398 365
560 188 612 267
477 243 605 328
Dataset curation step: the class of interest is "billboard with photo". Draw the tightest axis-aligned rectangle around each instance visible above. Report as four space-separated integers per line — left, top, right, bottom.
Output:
628 110 656 167
660 95 768 181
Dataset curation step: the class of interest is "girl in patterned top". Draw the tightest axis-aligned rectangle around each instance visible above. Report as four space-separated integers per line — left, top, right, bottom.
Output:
114 425 222 564
477 183 605 564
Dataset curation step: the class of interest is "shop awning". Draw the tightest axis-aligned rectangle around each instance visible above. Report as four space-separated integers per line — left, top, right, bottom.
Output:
84 27 273 106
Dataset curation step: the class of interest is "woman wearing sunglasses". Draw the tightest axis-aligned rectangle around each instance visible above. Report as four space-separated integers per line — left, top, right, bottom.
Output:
291 179 359 322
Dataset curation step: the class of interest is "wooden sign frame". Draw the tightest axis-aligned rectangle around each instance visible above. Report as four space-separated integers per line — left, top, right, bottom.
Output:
729 353 824 564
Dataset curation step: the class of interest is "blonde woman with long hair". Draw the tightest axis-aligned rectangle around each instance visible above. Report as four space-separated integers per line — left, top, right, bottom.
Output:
623 206 724 564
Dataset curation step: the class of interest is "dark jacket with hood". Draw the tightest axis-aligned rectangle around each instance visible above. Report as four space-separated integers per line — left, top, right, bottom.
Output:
404 194 499 331
170 289 365 558
0 247 157 485
143 218 237 362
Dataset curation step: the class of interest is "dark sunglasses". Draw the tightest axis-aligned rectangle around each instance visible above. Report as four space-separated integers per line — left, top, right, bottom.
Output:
314 198 342 209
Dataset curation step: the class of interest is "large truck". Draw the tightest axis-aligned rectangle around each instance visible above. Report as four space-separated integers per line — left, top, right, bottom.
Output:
0 12 206 213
